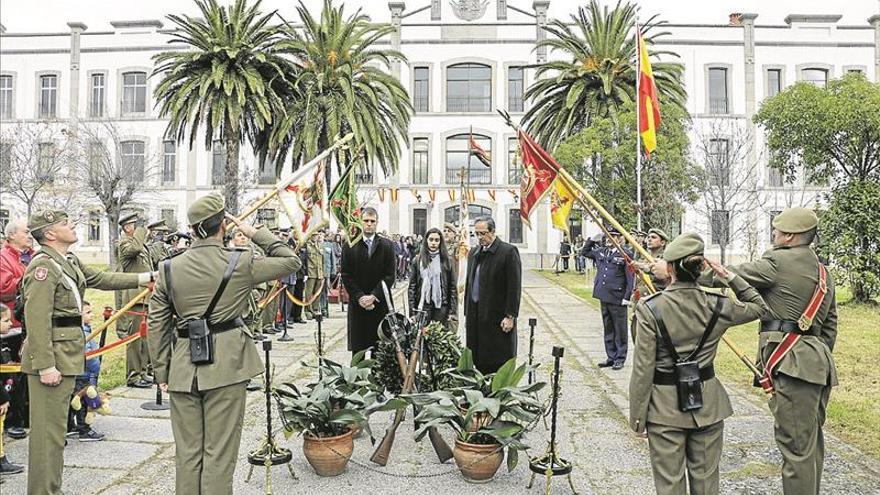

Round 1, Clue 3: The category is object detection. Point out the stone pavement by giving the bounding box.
[3,271,880,494]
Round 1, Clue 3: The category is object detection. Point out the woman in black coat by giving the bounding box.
[408,228,457,324]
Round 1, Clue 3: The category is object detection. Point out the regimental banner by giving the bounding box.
[329,162,364,247]
[279,160,329,244]
[550,177,577,235]
[517,128,560,227]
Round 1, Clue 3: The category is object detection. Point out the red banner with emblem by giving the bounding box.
[517,128,560,227]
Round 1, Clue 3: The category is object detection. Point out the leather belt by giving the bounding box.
[653,364,715,386]
[177,317,245,339]
[52,316,83,327]
[759,320,800,333]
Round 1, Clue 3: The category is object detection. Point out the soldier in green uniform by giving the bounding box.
[303,230,325,320]
[634,228,670,293]
[147,193,300,494]
[146,219,173,269]
[630,233,767,495]
[22,209,151,495]
[697,207,837,494]
[116,212,154,388]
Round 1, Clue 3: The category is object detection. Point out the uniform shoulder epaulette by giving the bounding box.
[641,291,663,302]
[698,286,728,297]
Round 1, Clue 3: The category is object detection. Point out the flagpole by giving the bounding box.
[635,20,643,231]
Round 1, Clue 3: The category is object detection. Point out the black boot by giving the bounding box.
[0,455,25,475]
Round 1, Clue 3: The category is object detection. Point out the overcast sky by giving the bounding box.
[1,0,878,32]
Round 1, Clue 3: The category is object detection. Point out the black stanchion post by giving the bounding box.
[315,314,323,379]
[141,382,170,411]
[528,318,537,385]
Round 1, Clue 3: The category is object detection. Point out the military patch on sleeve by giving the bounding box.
[34,266,49,281]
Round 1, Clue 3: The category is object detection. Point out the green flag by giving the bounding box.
[329,162,364,247]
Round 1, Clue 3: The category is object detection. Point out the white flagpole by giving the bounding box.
[635,21,643,231]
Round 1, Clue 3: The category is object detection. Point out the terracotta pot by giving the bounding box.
[459,406,493,433]
[302,429,354,477]
[453,438,503,483]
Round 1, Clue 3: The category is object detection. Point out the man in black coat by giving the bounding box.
[464,216,522,374]
[340,207,396,355]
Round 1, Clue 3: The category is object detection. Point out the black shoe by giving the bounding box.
[293,319,307,325]
[246,380,261,392]
[612,361,625,370]
[0,455,24,475]
[278,334,295,342]
[597,359,614,368]
[79,429,106,442]
[6,427,28,439]
[128,378,152,389]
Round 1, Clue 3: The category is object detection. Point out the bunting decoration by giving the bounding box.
[487,189,496,201]
[428,189,436,202]
[390,187,399,203]
[378,188,386,202]
[448,189,456,202]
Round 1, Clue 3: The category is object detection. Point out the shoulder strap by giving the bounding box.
[645,298,680,362]
[203,250,243,320]
[685,295,725,361]
[44,257,83,313]
[163,259,177,318]
[798,262,828,332]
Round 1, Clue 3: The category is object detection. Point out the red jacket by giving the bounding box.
[0,244,29,326]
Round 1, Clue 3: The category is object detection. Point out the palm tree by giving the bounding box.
[153,0,294,213]
[523,0,686,150]
[264,0,412,183]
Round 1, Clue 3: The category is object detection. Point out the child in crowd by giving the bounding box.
[67,301,106,442]
[0,303,25,475]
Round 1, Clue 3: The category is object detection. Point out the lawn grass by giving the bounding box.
[84,265,133,391]
[537,268,880,461]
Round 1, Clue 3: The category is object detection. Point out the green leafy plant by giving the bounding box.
[402,349,546,472]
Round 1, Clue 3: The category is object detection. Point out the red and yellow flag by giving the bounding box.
[517,128,560,227]
[638,31,661,156]
[550,177,576,234]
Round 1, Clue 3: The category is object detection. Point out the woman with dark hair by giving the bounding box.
[407,228,457,324]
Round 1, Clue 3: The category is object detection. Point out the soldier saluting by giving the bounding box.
[22,209,153,495]
[631,233,767,494]
[147,192,300,494]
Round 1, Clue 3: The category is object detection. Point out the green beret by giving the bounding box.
[648,228,669,242]
[772,207,818,234]
[118,212,139,226]
[28,209,68,234]
[664,232,704,262]
[147,219,171,232]
[187,192,225,225]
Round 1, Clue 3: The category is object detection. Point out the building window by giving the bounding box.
[39,74,58,118]
[707,138,730,187]
[413,66,429,112]
[711,210,729,245]
[708,68,728,114]
[122,71,147,114]
[412,208,427,237]
[120,140,146,182]
[446,63,491,112]
[769,210,782,240]
[412,138,429,185]
[160,209,176,231]
[768,166,784,187]
[90,73,105,117]
[444,204,492,232]
[212,140,226,185]
[257,208,277,229]
[162,140,176,183]
[847,68,864,75]
[0,141,11,174]
[445,133,492,184]
[87,211,102,242]
[508,208,523,244]
[38,142,55,184]
[802,68,828,88]
[0,75,13,118]
[507,137,521,185]
[258,158,276,185]
[508,66,524,112]
[354,163,373,184]
[767,69,782,98]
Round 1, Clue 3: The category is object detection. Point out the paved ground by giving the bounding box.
[3,270,880,494]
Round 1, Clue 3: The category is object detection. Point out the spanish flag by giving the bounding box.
[637,31,661,156]
[468,136,492,167]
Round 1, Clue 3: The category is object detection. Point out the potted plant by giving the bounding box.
[316,350,384,440]
[404,349,546,483]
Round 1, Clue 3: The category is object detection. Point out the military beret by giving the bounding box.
[147,219,171,232]
[772,207,818,234]
[187,192,225,225]
[630,229,646,237]
[664,232,704,262]
[648,228,670,242]
[28,209,68,234]
[605,225,621,236]
[118,212,139,226]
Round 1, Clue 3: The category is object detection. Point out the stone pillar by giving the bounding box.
[431,0,440,21]
[497,0,507,21]
[740,13,760,258]
[741,14,758,119]
[67,22,87,129]
[533,1,550,63]
[870,15,880,82]
[388,2,406,234]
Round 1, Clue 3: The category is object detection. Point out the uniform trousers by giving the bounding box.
[600,302,628,363]
[170,381,248,495]
[769,373,832,495]
[647,420,724,495]
[27,375,76,495]
[118,305,150,382]
[304,277,322,319]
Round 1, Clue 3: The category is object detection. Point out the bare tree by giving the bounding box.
[692,119,761,264]
[0,122,79,217]
[67,120,160,266]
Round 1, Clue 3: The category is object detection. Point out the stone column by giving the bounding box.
[533,1,550,63]
[741,13,759,259]
[67,22,87,129]
[431,0,440,21]
[497,0,507,21]
[388,2,406,234]
[870,15,880,82]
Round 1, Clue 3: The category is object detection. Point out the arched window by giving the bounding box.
[446,63,491,112]
[444,204,492,241]
[445,133,491,184]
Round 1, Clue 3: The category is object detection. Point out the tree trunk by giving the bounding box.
[224,125,241,214]
[106,206,120,268]
[719,244,727,265]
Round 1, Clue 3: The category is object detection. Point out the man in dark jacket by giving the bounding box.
[464,216,522,374]
[340,207,396,355]
[582,228,635,370]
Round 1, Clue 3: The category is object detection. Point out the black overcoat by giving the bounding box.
[341,236,396,353]
[464,237,522,373]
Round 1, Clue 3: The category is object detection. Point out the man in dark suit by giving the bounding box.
[340,207,396,355]
[581,228,635,370]
[464,216,522,374]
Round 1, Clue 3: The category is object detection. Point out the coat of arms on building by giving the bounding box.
[450,0,489,22]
